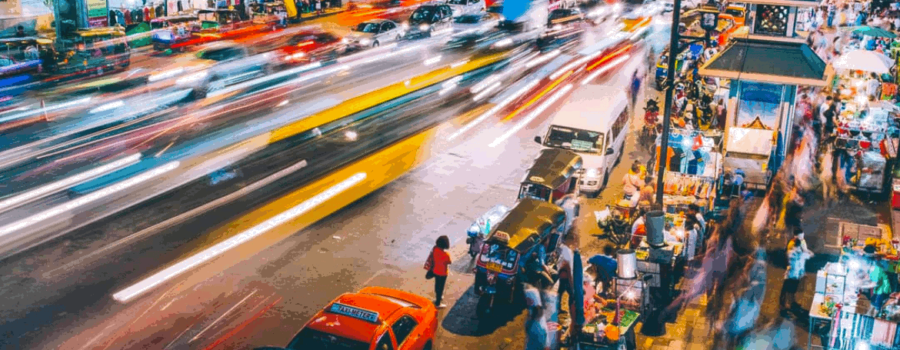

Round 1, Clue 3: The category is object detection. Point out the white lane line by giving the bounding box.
[111,172,368,303]
[42,159,309,279]
[0,153,140,214]
[189,289,258,343]
[489,84,573,148]
[0,161,180,238]
[447,79,541,141]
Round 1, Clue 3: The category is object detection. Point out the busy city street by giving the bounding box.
[3,0,900,349]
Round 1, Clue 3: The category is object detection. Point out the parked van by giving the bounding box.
[534,86,630,196]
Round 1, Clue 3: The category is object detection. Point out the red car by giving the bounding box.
[284,287,438,350]
[277,30,347,65]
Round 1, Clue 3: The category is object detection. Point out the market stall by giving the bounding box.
[808,236,900,349]
[831,100,900,195]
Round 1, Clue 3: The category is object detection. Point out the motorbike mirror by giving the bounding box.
[606,148,615,155]
[534,136,542,144]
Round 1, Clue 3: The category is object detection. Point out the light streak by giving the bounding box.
[472,81,502,102]
[448,79,541,141]
[502,70,572,121]
[490,84,573,148]
[89,100,125,114]
[424,56,443,66]
[0,153,141,213]
[581,54,631,85]
[0,161,180,238]
[111,172,368,303]
[525,49,561,69]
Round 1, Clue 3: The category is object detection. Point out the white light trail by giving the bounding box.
[89,100,125,114]
[580,54,631,86]
[489,84,573,148]
[450,59,469,68]
[448,79,541,141]
[470,73,500,94]
[0,97,92,124]
[0,161,180,238]
[424,56,442,66]
[111,172,368,303]
[472,81,502,102]
[525,50,561,69]
[0,154,141,214]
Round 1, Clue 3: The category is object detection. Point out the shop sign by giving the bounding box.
[87,0,109,27]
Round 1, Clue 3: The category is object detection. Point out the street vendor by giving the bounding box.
[588,247,618,295]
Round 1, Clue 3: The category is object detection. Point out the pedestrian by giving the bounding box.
[524,282,551,350]
[554,193,580,236]
[588,246,617,295]
[870,255,893,314]
[866,73,881,99]
[631,70,641,107]
[780,229,813,315]
[622,163,645,200]
[685,203,707,238]
[425,235,452,308]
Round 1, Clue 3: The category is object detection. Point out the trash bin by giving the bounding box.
[645,210,666,247]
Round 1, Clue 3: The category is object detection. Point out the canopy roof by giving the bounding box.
[487,198,565,253]
[699,38,832,87]
[521,148,582,189]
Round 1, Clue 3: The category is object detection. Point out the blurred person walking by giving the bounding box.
[780,229,813,316]
[424,235,452,308]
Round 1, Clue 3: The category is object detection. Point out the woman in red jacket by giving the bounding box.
[431,235,452,309]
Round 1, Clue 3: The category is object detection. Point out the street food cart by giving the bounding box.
[518,148,583,203]
[473,198,567,318]
[832,102,900,196]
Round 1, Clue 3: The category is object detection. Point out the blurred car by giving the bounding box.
[165,41,273,99]
[547,8,588,30]
[277,30,346,64]
[723,5,747,26]
[537,25,583,53]
[403,4,454,38]
[452,13,498,34]
[445,28,508,50]
[284,287,438,350]
[445,0,486,17]
[345,19,404,49]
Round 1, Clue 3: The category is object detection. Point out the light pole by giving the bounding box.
[654,0,720,206]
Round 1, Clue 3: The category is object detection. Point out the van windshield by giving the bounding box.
[543,125,603,153]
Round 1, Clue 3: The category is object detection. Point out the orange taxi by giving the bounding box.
[285,287,438,350]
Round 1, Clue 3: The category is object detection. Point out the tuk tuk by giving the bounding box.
[56,27,131,76]
[654,46,699,90]
[151,14,201,52]
[473,198,567,317]
[518,148,583,203]
[0,37,55,93]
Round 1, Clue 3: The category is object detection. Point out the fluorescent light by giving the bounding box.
[0,154,141,214]
[0,161,180,238]
[448,79,540,141]
[490,84,573,148]
[111,172,368,303]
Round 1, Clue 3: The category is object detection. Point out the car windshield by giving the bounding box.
[725,8,743,17]
[455,14,482,23]
[448,0,466,4]
[549,9,569,20]
[411,7,435,21]
[287,328,369,350]
[543,125,603,153]
[355,23,379,33]
[197,47,242,61]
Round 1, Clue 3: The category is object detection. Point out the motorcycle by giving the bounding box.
[466,204,510,258]
[643,98,660,125]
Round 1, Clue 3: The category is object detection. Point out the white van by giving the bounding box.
[534,86,630,196]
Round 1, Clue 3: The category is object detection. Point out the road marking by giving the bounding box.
[42,159,308,279]
[201,296,282,350]
[189,289,258,344]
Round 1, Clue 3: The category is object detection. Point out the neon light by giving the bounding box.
[0,161,180,238]
[490,84,573,148]
[111,172,368,303]
[0,154,141,214]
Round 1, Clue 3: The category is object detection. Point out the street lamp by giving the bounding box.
[653,0,720,206]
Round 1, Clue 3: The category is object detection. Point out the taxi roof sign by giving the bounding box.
[329,303,380,324]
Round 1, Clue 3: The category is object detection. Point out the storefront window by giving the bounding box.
[754,5,790,37]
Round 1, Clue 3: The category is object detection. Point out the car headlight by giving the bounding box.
[359,38,372,46]
[175,71,207,85]
[402,22,409,30]
[419,24,430,32]
[585,168,601,178]
[341,37,349,44]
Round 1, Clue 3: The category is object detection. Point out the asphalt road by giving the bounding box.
[0,13,669,350]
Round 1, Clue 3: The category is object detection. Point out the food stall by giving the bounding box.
[832,101,900,195]
[571,251,646,350]
[807,230,900,349]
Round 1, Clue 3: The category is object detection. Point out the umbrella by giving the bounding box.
[573,249,585,327]
[852,26,897,39]
[832,49,894,74]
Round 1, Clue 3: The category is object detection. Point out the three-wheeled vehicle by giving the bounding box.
[56,27,131,76]
[151,14,201,52]
[518,148,583,202]
[0,37,55,96]
[473,198,568,317]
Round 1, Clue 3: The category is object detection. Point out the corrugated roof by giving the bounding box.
[700,38,830,86]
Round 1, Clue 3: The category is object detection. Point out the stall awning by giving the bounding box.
[699,38,833,87]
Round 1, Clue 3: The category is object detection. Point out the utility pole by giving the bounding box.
[654,0,682,206]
